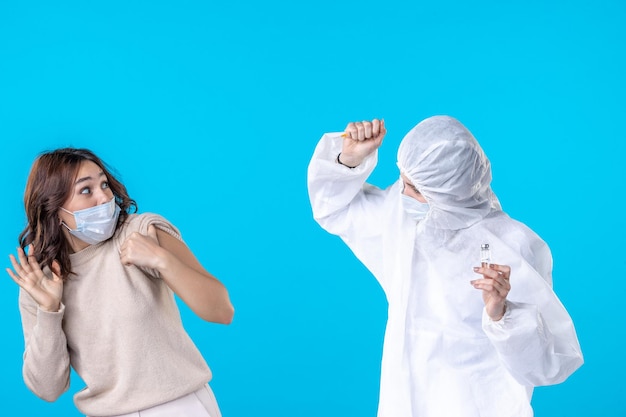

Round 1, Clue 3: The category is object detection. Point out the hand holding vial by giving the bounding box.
[471,243,511,321]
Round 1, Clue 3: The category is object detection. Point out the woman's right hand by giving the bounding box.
[339,119,386,167]
[6,245,63,312]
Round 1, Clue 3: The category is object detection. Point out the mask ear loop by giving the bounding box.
[59,207,75,231]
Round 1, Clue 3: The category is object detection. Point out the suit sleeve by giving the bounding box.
[307,133,390,282]
[482,236,584,386]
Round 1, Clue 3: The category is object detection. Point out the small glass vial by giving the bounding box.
[480,244,491,268]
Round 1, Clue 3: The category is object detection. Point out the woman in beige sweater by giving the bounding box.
[6,148,234,417]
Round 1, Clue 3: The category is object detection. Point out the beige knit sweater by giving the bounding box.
[18,213,213,416]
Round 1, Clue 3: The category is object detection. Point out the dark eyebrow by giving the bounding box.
[75,171,105,186]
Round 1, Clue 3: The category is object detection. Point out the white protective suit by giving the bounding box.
[307,116,583,417]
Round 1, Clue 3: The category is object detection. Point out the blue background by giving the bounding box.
[1,1,624,416]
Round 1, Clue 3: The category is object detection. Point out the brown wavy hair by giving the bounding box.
[18,148,137,280]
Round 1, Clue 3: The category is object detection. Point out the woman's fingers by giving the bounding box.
[9,253,27,278]
[6,247,63,312]
[16,247,32,273]
[6,266,23,285]
[28,253,44,276]
[50,260,62,280]
[7,255,36,290]
[8,246,48,285]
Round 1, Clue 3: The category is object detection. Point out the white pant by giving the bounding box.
[94,384,222,417]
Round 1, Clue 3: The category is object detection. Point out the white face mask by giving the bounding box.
[401,194,430,222]
[61,198,121,245]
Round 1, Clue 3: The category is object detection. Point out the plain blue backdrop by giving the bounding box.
[1,1,624,416]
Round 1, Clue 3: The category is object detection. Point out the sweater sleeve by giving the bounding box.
[19,289,71,401]
[117,213,184,279]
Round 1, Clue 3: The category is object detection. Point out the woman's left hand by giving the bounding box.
[471,263,511,321]
[119,225,163,270]
[120,224,234,324]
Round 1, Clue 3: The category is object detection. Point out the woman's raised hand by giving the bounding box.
[7,245,63,312]
[119,225,163,270]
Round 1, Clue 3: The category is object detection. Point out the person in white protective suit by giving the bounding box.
[307,115,583,417]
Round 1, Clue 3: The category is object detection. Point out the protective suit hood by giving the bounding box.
[397,115,501,230]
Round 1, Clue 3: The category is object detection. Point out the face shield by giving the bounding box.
[396,116,500,230]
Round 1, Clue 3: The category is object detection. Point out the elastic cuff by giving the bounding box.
[482,301,510,327]
[336,153,357,169]
[36,303,65,325]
